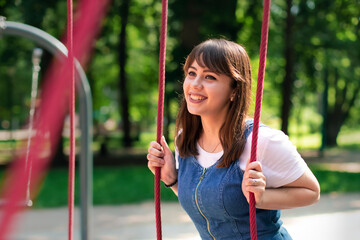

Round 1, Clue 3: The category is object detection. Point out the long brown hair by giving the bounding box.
[175,39,252,168]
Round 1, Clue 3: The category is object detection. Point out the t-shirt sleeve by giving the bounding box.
[247,127,308,188]
[239,127,308,188]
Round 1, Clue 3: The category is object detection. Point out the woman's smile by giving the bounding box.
[189,93,207,103]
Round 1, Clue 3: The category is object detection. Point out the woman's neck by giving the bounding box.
[199,116,224,153]
[202,121,219,138]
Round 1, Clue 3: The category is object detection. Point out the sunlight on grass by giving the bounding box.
[338,129,360,149]
[290,133,321,150]
[310,165,360,193]
[32,166,178,208]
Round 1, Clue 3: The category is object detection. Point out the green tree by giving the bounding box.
[295,0,360,146]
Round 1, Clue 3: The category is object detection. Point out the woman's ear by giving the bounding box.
[230,92,236,101]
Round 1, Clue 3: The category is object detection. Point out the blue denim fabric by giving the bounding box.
[177,122,292,240]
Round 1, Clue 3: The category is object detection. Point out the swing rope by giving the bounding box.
[249,0,271,240]
[24,48,43,207]
[155,0,168,239]
[66,0,76,239]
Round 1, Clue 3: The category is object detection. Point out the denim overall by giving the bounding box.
[178,122,292,240]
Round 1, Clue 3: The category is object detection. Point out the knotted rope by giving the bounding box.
[66,0,76,239]
[155,0,168,239]
[249,0,271,239]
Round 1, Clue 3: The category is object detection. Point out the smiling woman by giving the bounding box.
[147,39,320,240]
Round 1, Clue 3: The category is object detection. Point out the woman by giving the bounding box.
[147,39,320,240]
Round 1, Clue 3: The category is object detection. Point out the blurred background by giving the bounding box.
[0,0,359,208]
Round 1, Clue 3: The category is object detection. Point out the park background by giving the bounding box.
[0,0,359,209]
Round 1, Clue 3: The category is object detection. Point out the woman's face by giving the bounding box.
[183,60,233,119]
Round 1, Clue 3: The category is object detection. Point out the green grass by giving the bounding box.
[0,165,358,208]
[32,166,178,208]
[289,129,360,150]
[310,164,360,193]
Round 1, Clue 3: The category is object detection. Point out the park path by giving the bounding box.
[11,193,360,240]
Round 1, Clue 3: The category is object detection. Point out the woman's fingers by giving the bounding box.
[244,160,265,184]
[246,160,263,172]
[147,141,166,164]
[147,152,165,164]
[161,136,172,155]
[246,177,266,187]
[242,159,266,204]
[246,185,266,196]
[149,140,163,151]
[148,146,164,158]
[246,170,266,181]
[147,138,171,168]
[147,158,164,168]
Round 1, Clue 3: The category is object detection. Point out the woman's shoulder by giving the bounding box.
[245,119,285,136]
[258,125,289,142]
[245,121,289,144]
[255,125,299,158]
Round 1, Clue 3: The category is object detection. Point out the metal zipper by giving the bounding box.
[195,168,216,240]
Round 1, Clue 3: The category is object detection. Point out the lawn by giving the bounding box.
[30,166,178,208]
[1,164,357,208]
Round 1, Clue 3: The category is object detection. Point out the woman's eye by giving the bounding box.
[205,75,217,80]
[188,71,196,77]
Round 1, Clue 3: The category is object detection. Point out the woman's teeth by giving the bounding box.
[190,95,205,100]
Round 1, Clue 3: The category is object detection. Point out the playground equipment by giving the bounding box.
[0,17,93,240]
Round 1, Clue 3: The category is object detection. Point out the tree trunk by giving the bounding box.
[180,1,202,49]
[118,0,132,147]
[325,84,360,147]
[320,62,329,151]
[325,110,344,146]
[280,0,295,135]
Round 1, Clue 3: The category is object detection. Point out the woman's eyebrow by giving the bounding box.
[203,69,219,76]
[189,66,197,70]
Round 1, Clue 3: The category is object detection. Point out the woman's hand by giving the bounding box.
[242,159,266,207]
[147,136,177,187]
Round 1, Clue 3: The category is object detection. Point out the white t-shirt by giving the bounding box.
[175,127,307,188]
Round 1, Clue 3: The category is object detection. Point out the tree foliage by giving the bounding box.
[0,0,359,151]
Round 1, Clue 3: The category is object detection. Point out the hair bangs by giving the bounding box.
[185,42,232,77]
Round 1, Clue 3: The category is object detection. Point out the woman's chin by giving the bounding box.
[187,107,202,116]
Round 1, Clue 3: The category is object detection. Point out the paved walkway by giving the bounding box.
[11,193,360,240]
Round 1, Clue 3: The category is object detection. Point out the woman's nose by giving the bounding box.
[191,76,202,88]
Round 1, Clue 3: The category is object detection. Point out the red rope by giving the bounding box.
[67,0,75,240]
[155,0,168,239]
[249,0,271,240]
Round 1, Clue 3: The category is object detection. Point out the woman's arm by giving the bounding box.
[243,161,320,210]
[257,167,320,210]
